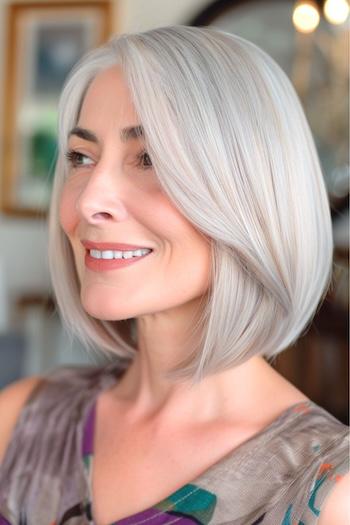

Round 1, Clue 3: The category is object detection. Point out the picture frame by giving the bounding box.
[1,1,112,218]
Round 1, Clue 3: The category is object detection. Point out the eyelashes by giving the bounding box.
[65,150,90,168]
[64,149,153,170]
[137,150,153,169]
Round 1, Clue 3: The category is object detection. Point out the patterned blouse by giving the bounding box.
[0,361,348,525]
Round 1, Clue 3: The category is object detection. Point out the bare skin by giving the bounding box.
[91,358,308,524]
[59,65,309,525]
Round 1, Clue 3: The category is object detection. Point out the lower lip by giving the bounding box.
[85,250,153,272]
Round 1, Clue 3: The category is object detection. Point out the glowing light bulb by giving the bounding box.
[293,1,320,33]
[324,0,349,24]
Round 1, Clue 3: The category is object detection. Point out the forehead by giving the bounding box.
[78,65,139,125]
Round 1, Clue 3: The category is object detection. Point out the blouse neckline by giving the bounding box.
[80,364,315,524]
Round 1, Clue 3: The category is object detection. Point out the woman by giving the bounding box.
[0,25,348,525]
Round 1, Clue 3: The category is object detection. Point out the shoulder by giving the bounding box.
[0,361,123,466]
[217,400,349,523]
[0,375,46,465]
[318,470,350,525]
[285,404,349,524]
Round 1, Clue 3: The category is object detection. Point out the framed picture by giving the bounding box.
[1,1,112,218]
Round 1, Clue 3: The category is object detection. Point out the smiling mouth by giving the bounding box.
[84,247,153,272]
[86,247,153,260]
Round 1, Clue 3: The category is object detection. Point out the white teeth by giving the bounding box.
[89,248,151,260]
[101,250,114,259]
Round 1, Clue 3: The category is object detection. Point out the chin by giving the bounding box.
[80,295,133,322]
[85,309,131,322]
[83,303,128,321]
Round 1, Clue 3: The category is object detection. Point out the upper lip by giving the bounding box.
[81,240,153,251]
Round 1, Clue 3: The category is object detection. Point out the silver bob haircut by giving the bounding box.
[48,25,334,384]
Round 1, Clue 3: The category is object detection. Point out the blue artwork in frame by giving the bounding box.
[2,1,112,218]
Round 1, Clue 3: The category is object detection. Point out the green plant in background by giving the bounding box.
[30,129,57,183]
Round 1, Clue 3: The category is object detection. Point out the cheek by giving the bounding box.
[145,191,185,233]
[59,183,78,235]
[150,194,197,248]
[149,194,211,278]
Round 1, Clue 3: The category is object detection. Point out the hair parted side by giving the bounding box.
[48,25,334,385]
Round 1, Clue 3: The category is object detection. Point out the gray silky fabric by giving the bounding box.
[0,362,124,525]
[0,362,348,525]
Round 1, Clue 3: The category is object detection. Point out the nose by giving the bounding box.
[75,163,128,224]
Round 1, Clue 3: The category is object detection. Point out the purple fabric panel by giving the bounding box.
[116,508,198,524]
[82,401,96,456]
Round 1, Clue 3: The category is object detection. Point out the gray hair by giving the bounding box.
[48,25,334,384]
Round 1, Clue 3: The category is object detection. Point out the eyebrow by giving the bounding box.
[68,125,144,143]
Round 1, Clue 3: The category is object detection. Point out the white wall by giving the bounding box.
[114,0,210,33]
[0,216,50,324]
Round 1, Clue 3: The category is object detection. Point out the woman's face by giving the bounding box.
[59,65,211,321]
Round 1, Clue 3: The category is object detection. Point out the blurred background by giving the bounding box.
[0,0,348,423]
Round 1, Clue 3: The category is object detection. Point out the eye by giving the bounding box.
[136,149,153,170]
[65,149,94,168]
